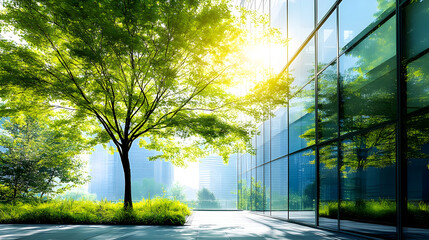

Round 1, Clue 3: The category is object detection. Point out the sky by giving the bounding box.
[173,162,199,189]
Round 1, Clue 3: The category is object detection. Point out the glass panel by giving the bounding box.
[257,125,264,166]
[339,17,396,135]
[289,38,315,91]
[251,167,257,211]
[407,53,429,114]
[318,62,338,142]
[271,156,288,219]
[252,136,257,169]
[271,0,287,73]
[289,149,316,224]
[256,166,264,211]
[318,0,337,22]
[264,119,270,163]
[264,163,271,213]
[319,144,338,229]
[288,0,315,57]
[405,113,429,239]
[405,0,429,59]
[340,126,396,238]
[289,81,316,153]
[247,171,251,210]
[271,107,288,159]
[339,0,395,51]
[318,9,337,71]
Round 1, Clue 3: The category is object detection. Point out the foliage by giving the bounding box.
[237,178,264,211]
[56,189,97,201]
[320,199,396,225]
[0,0,289,209]
[0,113,91,201]
[132,178,166,201]
[168,182,186,202]
[0,198,191,225]
[197,187,219,209]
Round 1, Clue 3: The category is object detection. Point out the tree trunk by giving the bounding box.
[120,148,133,209]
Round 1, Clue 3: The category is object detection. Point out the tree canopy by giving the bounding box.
[0,0,287,208]
[0,110,91,200]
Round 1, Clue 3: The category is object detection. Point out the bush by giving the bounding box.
[0,198,191,225]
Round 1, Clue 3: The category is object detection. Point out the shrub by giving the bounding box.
[0,198,191,225]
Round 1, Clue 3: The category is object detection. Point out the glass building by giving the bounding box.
[199,155,238,209]
[89,142,174,201]
[236,0,429,239]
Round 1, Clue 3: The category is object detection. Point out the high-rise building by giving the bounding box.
[236,0,429,239]
[199,154,237,209]
[88,141,173,201]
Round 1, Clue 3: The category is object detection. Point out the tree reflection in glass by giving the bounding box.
[340,125,396,226]
[340,16,396,135]
[318,63,338,142]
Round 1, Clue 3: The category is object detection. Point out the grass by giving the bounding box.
[0,198,191,225]
[320,199,429,228]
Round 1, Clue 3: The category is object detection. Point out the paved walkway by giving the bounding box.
[0,211,368,239]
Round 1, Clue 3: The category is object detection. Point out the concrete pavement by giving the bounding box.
[0,211,368,239]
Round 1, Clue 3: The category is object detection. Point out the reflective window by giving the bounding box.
[318,0,337,22]
[271,107,288,160]
[406,113,429,239]
[318,62,338,142]
[340,17,396,135]
[264,164,271,213]
[289,149,316,224]
[405,0,429,59]
[288,0,314,57]
[256,166,264,211]
[318,10,337,71]
[257,126,263,166]
[246,171,252,210]
[251,136,256,171]
[339,0,395,51]
[319,144,338,229]
[289,38,315,91]
[289,81,315,153]
[407,53,429,114]
[340,126,396,237]
[264,119,271,163]
[271,0,288,72]
[251,167,257,211]
[271,156,288,219]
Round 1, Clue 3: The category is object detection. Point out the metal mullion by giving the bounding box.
[286,0,290,221]
[314,0,320,227]
[336,5,341,232]
[269,0,272,217]
[287,103,290,220]
[404,47,429,65]
[281,0,342,77]
[396,0,407,239]
[340,9,396,56]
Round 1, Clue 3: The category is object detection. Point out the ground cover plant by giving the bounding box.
[0,198,191,225]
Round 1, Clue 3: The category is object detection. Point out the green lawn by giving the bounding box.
[0,198,191,225]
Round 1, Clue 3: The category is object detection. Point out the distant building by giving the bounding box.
[199,154,237,208]
[88,141,174,201]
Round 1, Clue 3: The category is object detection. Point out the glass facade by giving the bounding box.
[236,0,429,239]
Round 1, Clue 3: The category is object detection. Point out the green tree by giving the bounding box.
[0,113,90,201]
[197,187,219,209]
[168,182,186,202]
[0,0,268,209]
